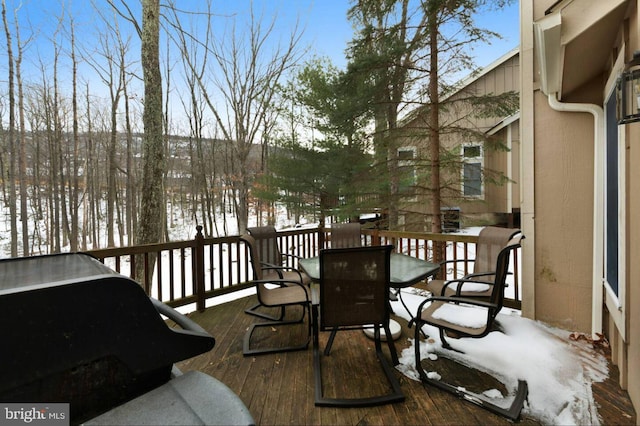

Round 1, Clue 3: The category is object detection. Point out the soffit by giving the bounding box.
[560,0,628,96]
[535,0,629,98]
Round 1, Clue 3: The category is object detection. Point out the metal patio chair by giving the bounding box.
[330,222,362,248]
[313,245,404,407]
[241,234,312,356]
[243,226,310,321]
[427,226,521,298]
[411,233,528,420]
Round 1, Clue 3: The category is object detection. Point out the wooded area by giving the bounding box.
[0,0,518,258]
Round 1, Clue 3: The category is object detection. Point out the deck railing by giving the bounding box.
[88,226,521,312]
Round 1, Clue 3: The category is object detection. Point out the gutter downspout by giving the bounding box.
[547,93,604,339]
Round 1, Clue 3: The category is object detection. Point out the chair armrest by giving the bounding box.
[464,271,494,278]
[416,294,499,315]
[439,258,476,266]
[465,271,512,278]
[261,265,305,281]
[441,278,495,296]
[251,279,311,301]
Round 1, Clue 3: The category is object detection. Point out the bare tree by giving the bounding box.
[136,0,165,248]
[2,0,18,256]
[170,1,305,232]
[68,15,81,251]
[84,23,127,247]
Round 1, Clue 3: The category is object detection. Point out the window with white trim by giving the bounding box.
[602,48,626,341]
[462,144,483,197]
[398,147,417,196]
[604,81,626,340]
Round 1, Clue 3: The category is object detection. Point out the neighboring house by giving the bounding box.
[396,49,520,231]
[522,0,639,416]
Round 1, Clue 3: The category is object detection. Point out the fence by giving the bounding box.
[88,226,521,312]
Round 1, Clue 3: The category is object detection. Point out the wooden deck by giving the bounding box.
[176,295,636,425]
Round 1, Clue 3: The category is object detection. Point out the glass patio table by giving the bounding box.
[298,252,439,340]
[298,252,439,288]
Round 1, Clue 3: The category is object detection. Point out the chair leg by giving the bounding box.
[414,321,430,382]
[439,328,452,350]
[383,323,399,365]
[314,324,404,407]
[438,328,467,353]
[243,304,310,356]
[324,328,338,356]
[244,302,285,321]
[413,321,527,421]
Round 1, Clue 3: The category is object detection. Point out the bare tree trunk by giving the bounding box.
[107,96,118,247]
[137,0,164,248]
[81,87,90,251]
[163,36,171,242]
[428,9,443,263]
[84,84,97,249]
[69,18,80,252]
[53,42,70,252]
[122,63,136,244]
[14,6,29,256]
[2,0,18,257]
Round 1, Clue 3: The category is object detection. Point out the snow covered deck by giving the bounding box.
[176,292,636,425]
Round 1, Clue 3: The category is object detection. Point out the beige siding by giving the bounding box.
[398,52,521,228]
[532,92,594,331]
[523,0,640,418]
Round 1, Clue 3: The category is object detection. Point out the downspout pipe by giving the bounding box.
[547,92,604,339]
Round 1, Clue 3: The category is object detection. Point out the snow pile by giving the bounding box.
[393,291,608,425]
[430,302,490,329]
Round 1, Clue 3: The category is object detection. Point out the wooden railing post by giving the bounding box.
[318,226,325,250]
[371,229,381,246]
[194,225,206,312]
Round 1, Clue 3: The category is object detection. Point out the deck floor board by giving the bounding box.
[176,295,636,425]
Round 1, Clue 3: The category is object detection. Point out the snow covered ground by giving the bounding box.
[391,290,608,425]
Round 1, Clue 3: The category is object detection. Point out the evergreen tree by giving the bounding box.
[345,0,517,235]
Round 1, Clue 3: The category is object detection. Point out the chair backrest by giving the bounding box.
[331,222,362,248]
[247,226,282,267]
[487,233,524,314]
[240,233,265,281]
[319,245,393,329]
[473,226,520,274]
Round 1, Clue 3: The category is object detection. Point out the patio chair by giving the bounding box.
[313,245,405,407]
[330,222,362,248]
[411,233,528,420]
[241,234,312,356]
[427,226,521,298]
[243,226,310,321]
[0,253,254,425]
[247,225,303,270]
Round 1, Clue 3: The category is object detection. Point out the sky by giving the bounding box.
[0,0,521,135]
[211,0,520,70]
[10,0,520,82]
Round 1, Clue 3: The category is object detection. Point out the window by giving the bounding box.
[462,144,483,197]
[397,147,417,197]
[603,64,626,341]
[605,92,619,298]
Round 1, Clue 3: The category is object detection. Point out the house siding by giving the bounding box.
[397,52,521,230]
[523,0,639,419]
[532,92,594,331]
